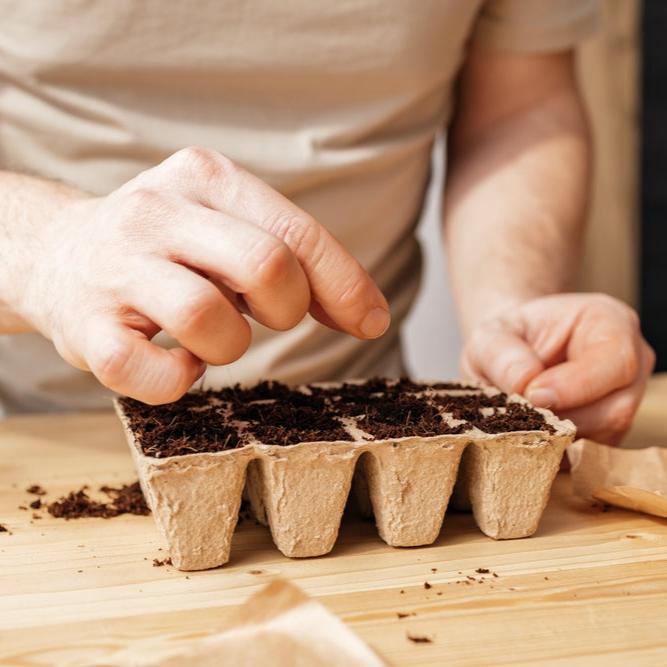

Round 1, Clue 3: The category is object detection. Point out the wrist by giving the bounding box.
[0,173,89,332]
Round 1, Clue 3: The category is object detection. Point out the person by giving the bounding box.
[0,1,653,444]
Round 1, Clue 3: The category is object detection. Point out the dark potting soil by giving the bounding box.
[47,482,149,519]
[343,394,469,439]
[152,557,172,567]
[431,394,555,434]
[119,396,243,457]
[474,402,556,434]
[119,377,555,457]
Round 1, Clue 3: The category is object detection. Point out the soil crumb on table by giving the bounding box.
[47,482,149,519]
[152,557,172,567]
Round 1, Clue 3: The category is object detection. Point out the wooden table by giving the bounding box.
[2,380,667,667]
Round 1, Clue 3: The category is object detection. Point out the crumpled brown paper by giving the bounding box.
[568,438,667,518]
[94,579,388,667]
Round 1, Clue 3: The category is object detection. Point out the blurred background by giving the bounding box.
[404,0,656,377]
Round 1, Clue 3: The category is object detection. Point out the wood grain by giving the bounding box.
[1,378,667,667]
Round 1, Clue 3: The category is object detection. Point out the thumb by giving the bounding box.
[462,324,544,394]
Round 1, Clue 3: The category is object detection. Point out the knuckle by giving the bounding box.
[624,306,641,329]
[265,209,321,256]
[618,342,640,385]
[589,292,619,310]
[122,187,162,218]
[329,271,369,311]
[89,338,134,388]
[245,238,294,289]
[172,146,233,182]
[575,374,598,406]
[590,292,613,304]
[590,293,639,328]
[175,287,222,333]
[609,396,637,433]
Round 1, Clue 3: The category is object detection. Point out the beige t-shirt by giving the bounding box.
[0,0,597,413]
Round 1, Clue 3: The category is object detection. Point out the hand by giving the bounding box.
[461,294,655,445]
[15,147,390,404]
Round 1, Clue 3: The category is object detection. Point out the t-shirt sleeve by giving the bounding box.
[471,0,600,53]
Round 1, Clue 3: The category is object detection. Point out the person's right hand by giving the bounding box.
[18,147,390,404]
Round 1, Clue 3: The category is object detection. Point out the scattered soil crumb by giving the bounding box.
[397,612,416,619]
[29,499,42,510]
[423,581,432,590]
[492,572,499,578]
[248,569,264,575]
[400,589,405,594]
[0,524,10,534]
[47,482,149,519]
[18,505,27,511]
[32,513,41,520]
[407,633,433,644]
[27,485,47,496]
[152,557,172,567]
[430,568,437,573]
[475,568,490,574]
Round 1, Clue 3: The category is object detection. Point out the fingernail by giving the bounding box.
[360,307,391,339]
[526,387,558,408]
[196,361,208,380]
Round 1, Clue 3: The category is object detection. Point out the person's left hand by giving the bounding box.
[460,293,655,445]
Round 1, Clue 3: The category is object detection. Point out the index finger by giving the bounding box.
[158,147,391,339]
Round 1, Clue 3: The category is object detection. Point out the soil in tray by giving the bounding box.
[119,377,554,458]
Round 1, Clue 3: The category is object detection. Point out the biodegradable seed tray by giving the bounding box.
[114,378,575,571]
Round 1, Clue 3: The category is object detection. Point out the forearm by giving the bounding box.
[443,59,591,336]
[0,171,85,333]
